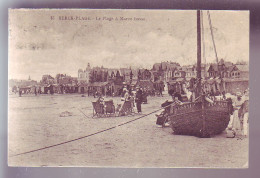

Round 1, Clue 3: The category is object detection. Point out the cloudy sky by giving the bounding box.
[9,9,249,81]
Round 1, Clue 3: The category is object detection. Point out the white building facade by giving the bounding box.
[78,63,91,84]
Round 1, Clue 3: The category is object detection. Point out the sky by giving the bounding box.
[9,9,249,81]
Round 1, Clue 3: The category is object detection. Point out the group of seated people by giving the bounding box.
[156,92,183,127]
[119,88,136,116]
[94,86,142,116]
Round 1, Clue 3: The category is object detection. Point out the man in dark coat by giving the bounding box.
[19,88,22,97]
[173,92,183,102]
[135,87,143,113]
[49,85,54,95]
[34,86,37,96]
[168,88,174,96]
[159,85,163,96]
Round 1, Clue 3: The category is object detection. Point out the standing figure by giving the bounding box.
[221,90,226,100]
[121,88,127,101]
[135,86,143,114]
[118,89,131,116]
[34,86,37,96]
[38,87,41,94]
[87,88,90,96]
[129,91,135,113]
[49,84,54,95]
[124,89,131,115]
[159,85,163,96]
[94,90,98,98]
[19,87,22,97]
[124,89,130,101]
[230,92,244,135]
[240,89,249,136]
[142,89,148,104]
[96,96,105,114]
[186,88,192,101]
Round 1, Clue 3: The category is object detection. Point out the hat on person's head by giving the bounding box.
[123,88,127,91]
[136,86,140,89]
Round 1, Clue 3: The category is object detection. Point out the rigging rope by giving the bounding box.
[207,10,219,64]
[10,105,169,158]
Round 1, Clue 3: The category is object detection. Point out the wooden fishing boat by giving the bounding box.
[169,10,233,137]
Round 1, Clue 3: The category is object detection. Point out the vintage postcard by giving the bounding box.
[8,9,249,167]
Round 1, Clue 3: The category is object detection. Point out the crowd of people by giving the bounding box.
[94,81,250,137]
[95,86,147,117]
[156,85,249,138]
[202,87,249,137]
[227,89,249,137]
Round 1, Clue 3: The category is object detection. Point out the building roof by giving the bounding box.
[235,64,249,72]
[107,69,117,76]
[224,61,234,67]
[152,62,180,71]
[208,64,219,72]
[182,66,195,72]
[42,75,54,79]
[119,68,131,75]
[226,65,236,72]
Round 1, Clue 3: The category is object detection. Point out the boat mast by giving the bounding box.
[196,10,202,96]
[198,10,207,137]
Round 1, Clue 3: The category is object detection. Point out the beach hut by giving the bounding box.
[18,86,31,94]
[88,82,111,96]
[78,83,88,94]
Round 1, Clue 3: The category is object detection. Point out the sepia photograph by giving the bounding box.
[8,9,249,168]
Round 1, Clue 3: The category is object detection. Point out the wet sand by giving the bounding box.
[8,94,248,168]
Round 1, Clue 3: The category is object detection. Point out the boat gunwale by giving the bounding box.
[168,108,230,118]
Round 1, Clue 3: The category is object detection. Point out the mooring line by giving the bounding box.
[77,108,91,118]
[10,106,165,158]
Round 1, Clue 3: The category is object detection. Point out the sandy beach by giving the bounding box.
[8,94,248,168]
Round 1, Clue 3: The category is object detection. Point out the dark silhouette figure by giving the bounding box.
[135,88,143,113]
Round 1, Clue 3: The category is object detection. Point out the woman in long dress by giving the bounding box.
[240,89,249,136]
[241,100,249,136]
[119,89,131,116]
[231,92,244,134]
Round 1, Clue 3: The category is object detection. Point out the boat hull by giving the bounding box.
[169,100,232,137]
